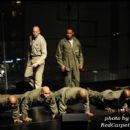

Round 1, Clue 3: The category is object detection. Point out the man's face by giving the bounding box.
[43,91,51,98]
[8,100,17,108]
[66,29,74,40]
[41,90,51,103]
[41,87,51,99]
[33,26,40,38]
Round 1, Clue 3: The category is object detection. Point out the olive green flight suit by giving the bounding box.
[21,88,58,118]
[54,87,90,114]
[100,89,128,109]
[87,88,129,110]
[87,88,104,104]
[56,37,84,87]
[24,34,47,89]
[0,94,23,121]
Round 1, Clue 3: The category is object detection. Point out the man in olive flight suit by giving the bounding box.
[0,94,23,123]
[24,26,47,89]
[87,87,130,113]
[21,86,58,122]
[87,88,103,105]
[54,87,93,117]
[100,88,130,113]
[56,28,84,87]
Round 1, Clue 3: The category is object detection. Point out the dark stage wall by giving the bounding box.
[0,1,130,86]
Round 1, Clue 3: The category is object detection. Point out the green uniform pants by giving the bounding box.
[64,68,80,87]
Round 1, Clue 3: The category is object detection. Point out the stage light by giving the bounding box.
[1,70,5,75]
[16,0,21,5]
[0,69,5,78]
[92,70,98,74]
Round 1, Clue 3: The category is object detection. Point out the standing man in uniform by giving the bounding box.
[56,28,84,87]
[24,26,47,89]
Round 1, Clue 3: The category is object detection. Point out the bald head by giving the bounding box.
[8,95,17,108]
[41,86,51,98]
[33,26,40,38]
[79,88,88,98]
[124,88,130,99]
[76,88,88,102]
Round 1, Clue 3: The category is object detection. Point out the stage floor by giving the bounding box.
[0,105,130,130]
[0,82,130,130]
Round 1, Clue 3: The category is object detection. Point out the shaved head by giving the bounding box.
[41,86,51,98]
[8,95,17,108]
[79,88,88,98]
[76,88,88,102]
[8,95,17,103]
[42,86,50,93]
[124,88,130,98]
[33,26,41,38]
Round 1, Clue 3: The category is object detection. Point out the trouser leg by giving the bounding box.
[24,62,34,88]
[35,64,44,89]
[72,68,80,87]
[64,71,72,87]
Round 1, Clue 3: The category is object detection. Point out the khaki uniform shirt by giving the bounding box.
[28,34,47,65]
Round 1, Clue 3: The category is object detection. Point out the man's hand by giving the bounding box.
[61,65,66,72]
[79,64,83,70]
[22,117,32,122]
[120,108,128,113]
[32,63,39,68]
[54,113,62,119]
[105,107,115,113]
[14,119,23,123]
[85,112,94,117]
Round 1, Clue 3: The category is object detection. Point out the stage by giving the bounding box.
[0,81,130,130]
[0,104,130,130]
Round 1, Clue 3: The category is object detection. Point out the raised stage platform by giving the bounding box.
[0,80,130,130]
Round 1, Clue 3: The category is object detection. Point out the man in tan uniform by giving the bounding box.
[21,86,58,122]
[24,26,47,89]
[54,87,93,117]
[56,28,84,87]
